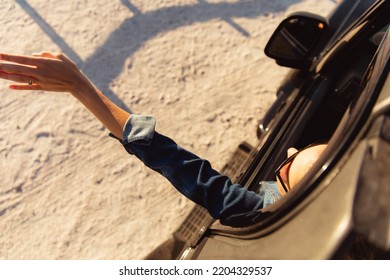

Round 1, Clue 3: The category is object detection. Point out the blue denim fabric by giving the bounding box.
[119,115,281,224]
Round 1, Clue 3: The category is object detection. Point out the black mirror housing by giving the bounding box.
[265,12,328,69]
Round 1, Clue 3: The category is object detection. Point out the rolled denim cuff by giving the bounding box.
[122,114,156,145]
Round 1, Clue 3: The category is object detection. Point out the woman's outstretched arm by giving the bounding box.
[0,51,130,139]
[0,51,272,224]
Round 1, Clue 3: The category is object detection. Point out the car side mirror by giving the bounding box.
[265,12,328,69]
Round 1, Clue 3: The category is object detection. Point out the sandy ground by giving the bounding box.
[0,0,336,259]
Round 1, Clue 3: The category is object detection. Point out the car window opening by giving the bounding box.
[233,20,390,230]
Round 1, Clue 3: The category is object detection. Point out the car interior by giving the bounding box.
[209,15,389,230]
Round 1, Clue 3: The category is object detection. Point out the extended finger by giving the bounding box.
[0,71,34,84]
[0,53,42,66]
[0,62,37,76]
[9,84,42,91]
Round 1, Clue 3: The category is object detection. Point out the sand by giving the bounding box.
[0,0,336,259]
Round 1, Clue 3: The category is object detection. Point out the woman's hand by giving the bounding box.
[0,51,91,95]
[0,51,130,139]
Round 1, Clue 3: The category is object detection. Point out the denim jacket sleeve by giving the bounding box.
[118,114,269,222]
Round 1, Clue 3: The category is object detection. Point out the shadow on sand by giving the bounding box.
[16,0,300,112]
